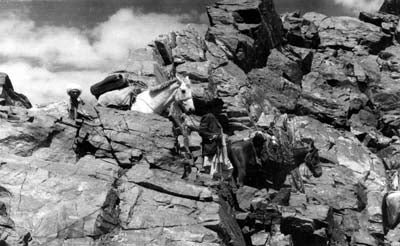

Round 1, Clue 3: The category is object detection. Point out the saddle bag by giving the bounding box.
[90,74,129,99]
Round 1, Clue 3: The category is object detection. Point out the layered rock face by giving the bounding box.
[240,3,400,244]
[0,105,232,246]
[206,0,283,72]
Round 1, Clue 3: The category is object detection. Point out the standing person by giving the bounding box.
[66,83,85,121]
[199,112,233,180]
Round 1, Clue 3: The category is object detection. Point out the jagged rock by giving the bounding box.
[206,0,283,72]
[359,11,400,28]
[367,46,400,137]
[173,28,206,62]
[0,154,117,245]
[269,232,293,246]
[0,105,33,122]
[205,40,229,67]
[349,109,392,149]
[281,205,332,232]
[380,0,400,16]
[176,61,211,82]
[123,164,213,201]
[208,61,249,131]
[292,116,386,179]
[218,183,248,246]
[318,16,392,54]
[352,230,379,246]
[249,202,281,228]
[0,73,31,109]
[386,224,400,244]
[76,107,175,166]
[110,225,221,246]
[209,61,247,99]
[298,51,369,126]
[302,12,328,27]
[378,143,400,169]
[247,67,301,113]
[266,48,304,84]
[0,109,75,159]
[289,45,314,74]
[281,12,320,48]
[124,47,163,76]
[251,230,269,246]
[117,177,218,229]
[236,186,261,211]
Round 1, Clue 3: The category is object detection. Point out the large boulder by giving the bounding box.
[247,67,301,114]
[124,47,164,77]
[0,73,32,109]
[266,48,304,85]
[281,12,320,49]
[206,0,283,72]
[298,50,369,127]
[317,16,392,54]
[76,107,175,166]
[0,154,119,245]
[154,28,206,65]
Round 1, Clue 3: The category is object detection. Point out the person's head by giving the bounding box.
[66,83,82,99]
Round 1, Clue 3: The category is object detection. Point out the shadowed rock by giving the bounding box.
[0,73,31,109]
[206,0,283,72]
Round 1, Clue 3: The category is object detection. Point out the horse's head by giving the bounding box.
[303,138,322,178]
[175,75,195,113]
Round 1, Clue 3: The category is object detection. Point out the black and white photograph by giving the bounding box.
[0,0,399,245]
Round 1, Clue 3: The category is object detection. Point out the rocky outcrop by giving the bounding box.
[298,50,370,127]
[208,61,249,131]
[317,16,392,54]
[0,105,243,246]
[281,11,320,49]
[380,0,400,16]
[5,0,400,245]
[206,0,283,72]
[0,73,32,109]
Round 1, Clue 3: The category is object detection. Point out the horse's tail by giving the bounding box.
[382,192,390,234]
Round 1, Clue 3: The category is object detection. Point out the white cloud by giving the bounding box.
[334,0,384,13]
[0,61,103,105]
[0,8,205,105]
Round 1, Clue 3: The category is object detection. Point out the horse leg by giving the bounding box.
[237,170,245,187]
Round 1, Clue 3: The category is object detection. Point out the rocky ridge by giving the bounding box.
[1,0,400,245]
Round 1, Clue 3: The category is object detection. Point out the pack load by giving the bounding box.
[264,115,296,168]
[90,73,129,99]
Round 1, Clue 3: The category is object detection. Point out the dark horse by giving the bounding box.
[228,132,322,189]
[227,133,265,187]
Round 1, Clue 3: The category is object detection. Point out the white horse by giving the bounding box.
[97,86,140,109]
[131,75,195,114]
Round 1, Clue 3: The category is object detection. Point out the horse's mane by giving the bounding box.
[149,78,178,94]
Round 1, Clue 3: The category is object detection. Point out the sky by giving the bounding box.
[0,0,385,106]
